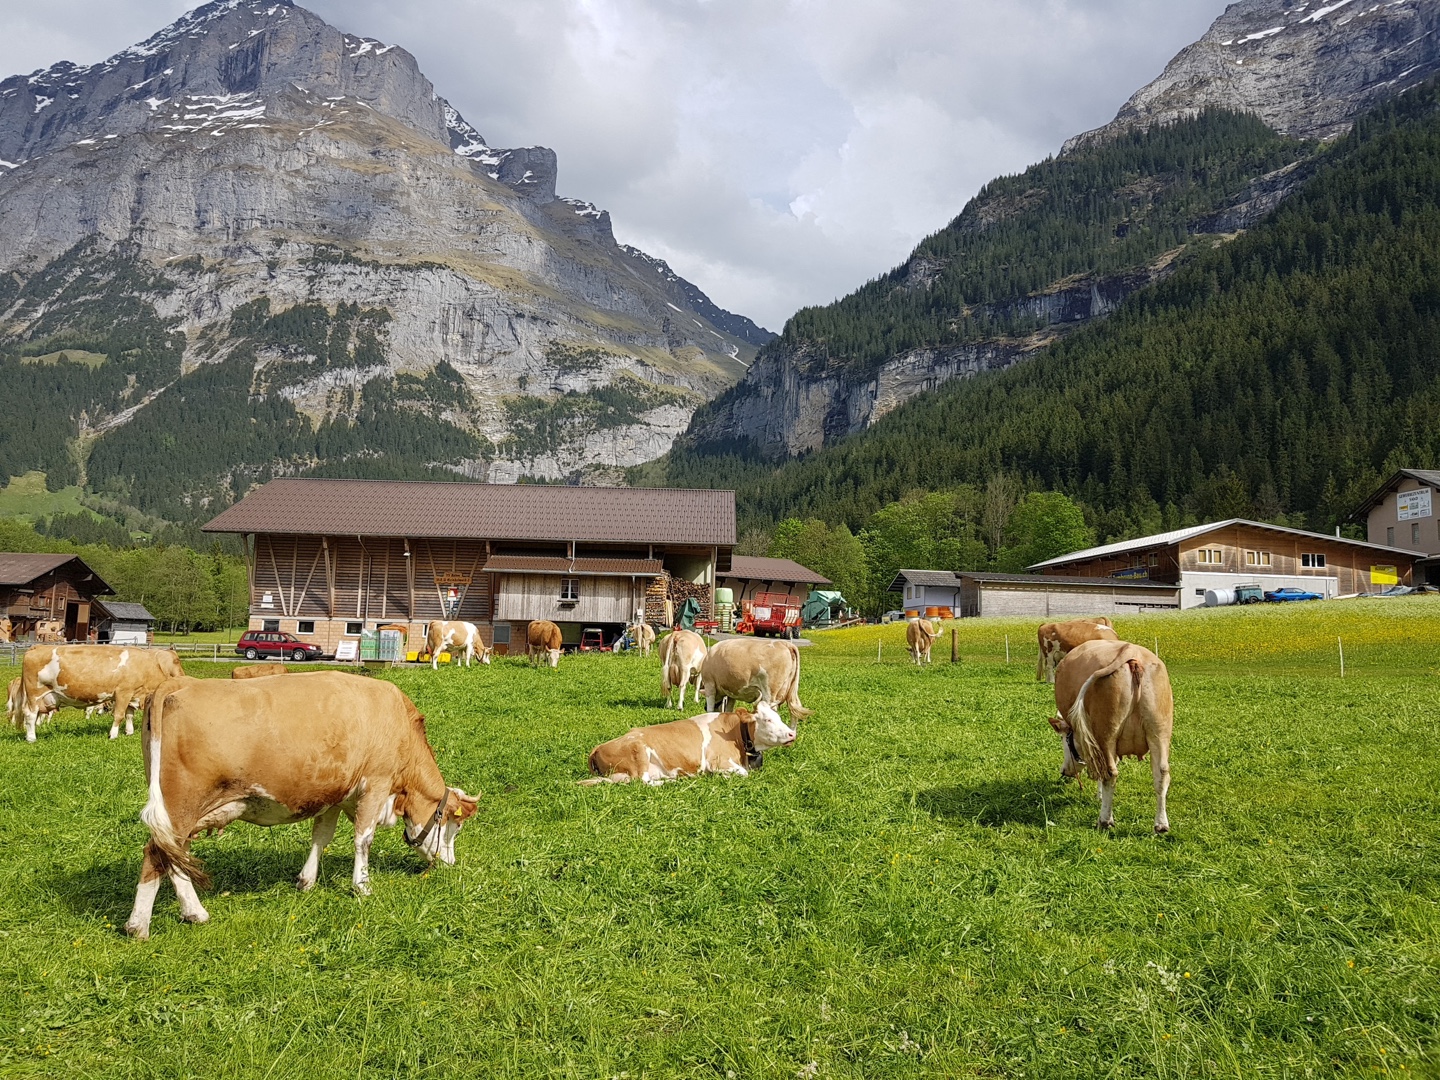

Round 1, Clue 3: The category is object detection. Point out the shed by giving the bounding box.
[0,553,112,641]
[889,569,1180,618]
[92,600,156,645]
[718,556,830,604]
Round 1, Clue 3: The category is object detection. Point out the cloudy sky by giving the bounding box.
[0,0,1228,330]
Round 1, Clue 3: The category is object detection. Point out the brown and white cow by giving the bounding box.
[527,620,562,668]
[701,637,811,720]
[124,671,479,939]
[232,663,289,679]
[658,629,707,709]
[425,621,490,670]
[1048,639,1173,834]
[0,616,12,643]
[627,621,657,657]
[1036,617,1118,683]
[16,644,185,742]
[581,702,796,785]
[906,618,941,665]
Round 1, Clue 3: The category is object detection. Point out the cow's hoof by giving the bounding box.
[353,882,371,897]
[296,877,316,892]
[1096,819,1114,831]
[180,910,209,925]
[25,733,36,744]
[1154,823,1170,835]
[123,921,149,940]
[109,731,119,740]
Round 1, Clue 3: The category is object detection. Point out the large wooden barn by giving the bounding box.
[203,478,736,654]
[0,552,113,641]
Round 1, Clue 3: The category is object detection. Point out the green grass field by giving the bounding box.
[1,600,1436,1077]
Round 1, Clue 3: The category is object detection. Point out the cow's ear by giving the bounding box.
[1046,712,1070,734]
[452,793,479,821]
[392,793,408,818]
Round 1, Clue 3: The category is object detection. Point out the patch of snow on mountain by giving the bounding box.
[1238,26,1287,42]
[33,96,53,112]
[1300,0,1358,21]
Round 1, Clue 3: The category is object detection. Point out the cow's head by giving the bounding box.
[160,651,186,678]
[1046,711,1085,779]
[478,643,493,666]
[749,701,797,750]
[397,787,480,864]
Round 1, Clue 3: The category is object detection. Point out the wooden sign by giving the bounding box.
[434,573,472,586]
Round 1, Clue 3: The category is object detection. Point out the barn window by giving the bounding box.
[1245,550,1272,567]
[493,623,511,645]
[1387,526,1395,545]
[1301,553,1326,568]
[262,619,280,632]
[1147,553,1159,567]
[297,620,315,634]
[1197,549,1222,564]
[346,621,363,635]
[560,578,580,603]
[1414,523,1422,544]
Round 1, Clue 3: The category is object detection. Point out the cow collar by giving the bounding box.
[404,784,449,852]
[1064,731,1085,768]
[738,716,763,771]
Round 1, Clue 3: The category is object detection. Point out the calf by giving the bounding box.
[658,629,707,709]
[425,621,490,670]
[701,637,811,719]
[527,620,562,668]
[232,663,289,679]
[1037,617,1118,683]
[17,644,185,742]
[906,618,940,665]
[124,671,479,939]
[581,703,796,785]
[1048,639,1173,833]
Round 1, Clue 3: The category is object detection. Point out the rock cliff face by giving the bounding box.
[0,0,770,505]
[1065,0,1440,152]
[685,0,1440,460]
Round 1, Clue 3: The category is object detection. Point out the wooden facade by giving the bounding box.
[0,554,112,642]
[1032,519,1417,609]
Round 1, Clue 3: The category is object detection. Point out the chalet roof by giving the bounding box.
[888,568,1177,592]
[725,556,831,585]
[1028,518,1417,571]
[1349,469,1440,519]
[94,600,154,623]
[203,478,736,547]
[0,552,112,593]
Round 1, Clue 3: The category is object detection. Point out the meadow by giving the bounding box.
[0,599,1436,1078]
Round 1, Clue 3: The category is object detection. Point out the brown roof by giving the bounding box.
[725,555,831,585]
[0,552,112,592]
[203,479,736,546]
[483,555,664,577]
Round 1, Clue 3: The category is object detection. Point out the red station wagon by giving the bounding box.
[235,631,326,662]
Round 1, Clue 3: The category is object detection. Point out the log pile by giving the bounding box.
[643,573,713,626]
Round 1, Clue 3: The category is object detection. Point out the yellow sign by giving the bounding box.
[434,573,472,586]
[1370,565,1399,586]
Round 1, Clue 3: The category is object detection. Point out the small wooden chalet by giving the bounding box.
[92,600,156,644]
[203,478,736,654]
[0,552,113,641]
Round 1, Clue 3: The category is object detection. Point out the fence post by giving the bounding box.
[1005,634,1010,664]
[1338,636,1345,678]
[877,640,882,663]
[951,627,958,664]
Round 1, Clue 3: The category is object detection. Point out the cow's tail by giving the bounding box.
[138,682,210,889]
[785,640,812,718]
[1066,648,1139,782]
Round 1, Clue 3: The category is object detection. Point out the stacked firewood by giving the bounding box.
[667,578,713,621]
[643,573,713,625]
[644,574,672,625]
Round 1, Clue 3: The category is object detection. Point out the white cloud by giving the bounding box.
[0,0,1230,329]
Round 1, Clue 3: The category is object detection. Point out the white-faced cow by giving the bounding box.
[1048,638,1173,834]
[124,671,479,939]
[16,644,185,742]
[906,618,941,665]
[527,620,562,668]
[700,637,811,720]
[1036,617,1119,683]
[425,621,490,670]
[581,702,796,785]
[658,629,707,709]
[627,621,657,657]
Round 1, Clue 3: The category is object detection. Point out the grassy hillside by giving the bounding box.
[1,598,1436,1076]
[663,79,1440,538]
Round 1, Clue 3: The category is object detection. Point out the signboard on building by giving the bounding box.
[1397,488,1432,521]
[1370,565,1399,586]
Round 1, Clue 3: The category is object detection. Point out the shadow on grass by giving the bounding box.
[916,776,1083,828]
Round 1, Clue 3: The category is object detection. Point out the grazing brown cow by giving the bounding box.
[658,629,707,709]
[1036,617,1118,683]
[701,637,811,719]
[906,618,940,665]
[1048,639,1173,834]
[425,621,490,670]
[581,703,797,785]
[124,671,479,939]
[17,644,185,742]
[232,663,289,679]
[627,621,657,657]
[527,620,563,668]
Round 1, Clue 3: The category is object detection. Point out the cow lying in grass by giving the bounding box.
[1048,638,1173,833]
[581,703,796,785]
[232,663,288,679]
[124,671,478,939]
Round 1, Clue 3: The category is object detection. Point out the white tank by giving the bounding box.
[1204,588,1237,607]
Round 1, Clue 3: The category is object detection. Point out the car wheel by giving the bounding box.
[244,648,258,660]
[292,649,306,662]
